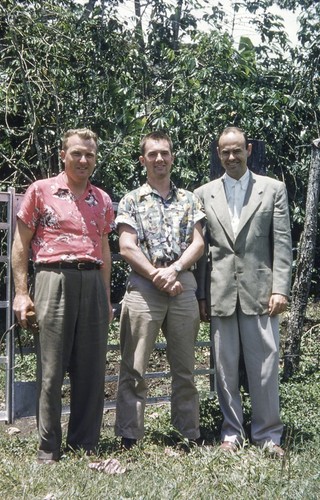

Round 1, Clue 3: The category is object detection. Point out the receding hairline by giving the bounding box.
[218,127,249,149]
[62,128,98,150]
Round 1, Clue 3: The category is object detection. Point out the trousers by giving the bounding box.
[34,267,108,460]
[115,271,200,440]
[211,307,283,445]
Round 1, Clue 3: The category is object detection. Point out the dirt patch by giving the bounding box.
[1,409,117,438]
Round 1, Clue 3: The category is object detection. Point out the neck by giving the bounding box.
[147,177,171,199]
[63,172,88,197]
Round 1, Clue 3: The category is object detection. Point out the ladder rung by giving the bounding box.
[0,193,11,202]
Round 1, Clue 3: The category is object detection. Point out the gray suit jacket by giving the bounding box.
[195,171,292,316]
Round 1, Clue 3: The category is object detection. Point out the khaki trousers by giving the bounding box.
[115,271,200,440]
[211,307,283,446]
[34,268,108,460]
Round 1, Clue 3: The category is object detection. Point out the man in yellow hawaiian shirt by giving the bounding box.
[114,131,205,449]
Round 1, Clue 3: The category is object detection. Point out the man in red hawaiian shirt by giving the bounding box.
[12,128,114,464]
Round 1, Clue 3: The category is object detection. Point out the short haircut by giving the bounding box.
[140,131,173,156]
[62,128,98,151]
[218,126,249,149]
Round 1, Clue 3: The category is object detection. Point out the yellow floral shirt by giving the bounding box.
[116,182,205,265]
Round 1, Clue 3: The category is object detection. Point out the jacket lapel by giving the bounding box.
[236,172,263,238]
[209,178,234,242]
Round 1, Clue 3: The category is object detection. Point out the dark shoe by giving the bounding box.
[192,437,204,446]
[121,437,137,450]
[64,444,97,457]
[175,437,204,453]
[219,441,237,453]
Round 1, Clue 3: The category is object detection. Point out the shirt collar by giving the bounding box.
[138,181,178,201]
[54,171,92,194]
[224,168,249,190]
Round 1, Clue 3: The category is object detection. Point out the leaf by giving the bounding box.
[89,458,126,474]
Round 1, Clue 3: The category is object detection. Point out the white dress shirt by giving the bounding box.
[223,169,249,236]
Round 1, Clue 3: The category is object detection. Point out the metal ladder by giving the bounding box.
[0,188,18,423]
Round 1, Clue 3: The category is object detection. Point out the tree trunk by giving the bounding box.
[164,0,183,104]
[283,138,320,380]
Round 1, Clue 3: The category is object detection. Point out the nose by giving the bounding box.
[79,154,87,163]
[229,152,235,160]
[156,152,163,161]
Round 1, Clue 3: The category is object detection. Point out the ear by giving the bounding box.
[247,143,252,158]
[139,155,145,166]
[60,150,66,163]
[216,146,221,159]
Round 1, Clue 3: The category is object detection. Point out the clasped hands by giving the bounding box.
[151,266,183,296]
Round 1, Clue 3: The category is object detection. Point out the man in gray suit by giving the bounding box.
[195,127,292,456]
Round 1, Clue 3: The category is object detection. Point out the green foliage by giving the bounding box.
[1,0,320,292]
[14,353,37,382]
[199,394,222,441]
[280,374,320,445]
[1,0,319,196]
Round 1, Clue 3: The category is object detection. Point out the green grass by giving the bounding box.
[0,424,319,500]
[0,381,319,500]
[0,314,320,499]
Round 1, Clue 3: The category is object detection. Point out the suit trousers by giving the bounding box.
[115,271,200,440]
[211,307,283,446]
[34,268,108,460]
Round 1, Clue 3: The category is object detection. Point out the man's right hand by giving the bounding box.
[13,293,35,329]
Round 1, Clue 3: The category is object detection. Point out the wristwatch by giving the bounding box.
[173,262,183,273]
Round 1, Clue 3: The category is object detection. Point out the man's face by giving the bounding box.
[139,139,174,183]
[217,131,252,180]
[60,134,97,184]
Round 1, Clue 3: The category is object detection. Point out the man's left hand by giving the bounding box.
[167,281,184,296]
[268,294,288,316]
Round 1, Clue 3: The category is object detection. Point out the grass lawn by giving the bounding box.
[0,398,319,500]
[0,308,319,499]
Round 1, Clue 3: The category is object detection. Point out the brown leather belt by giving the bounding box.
[34,261,101,270]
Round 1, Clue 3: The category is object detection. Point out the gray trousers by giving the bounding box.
[115,271,200,440]
[34,268,108,460]
[211,308,283,446]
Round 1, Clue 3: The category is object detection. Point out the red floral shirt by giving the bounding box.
[17,172,114,264]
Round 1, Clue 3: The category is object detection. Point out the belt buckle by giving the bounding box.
[77,262,86,270]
